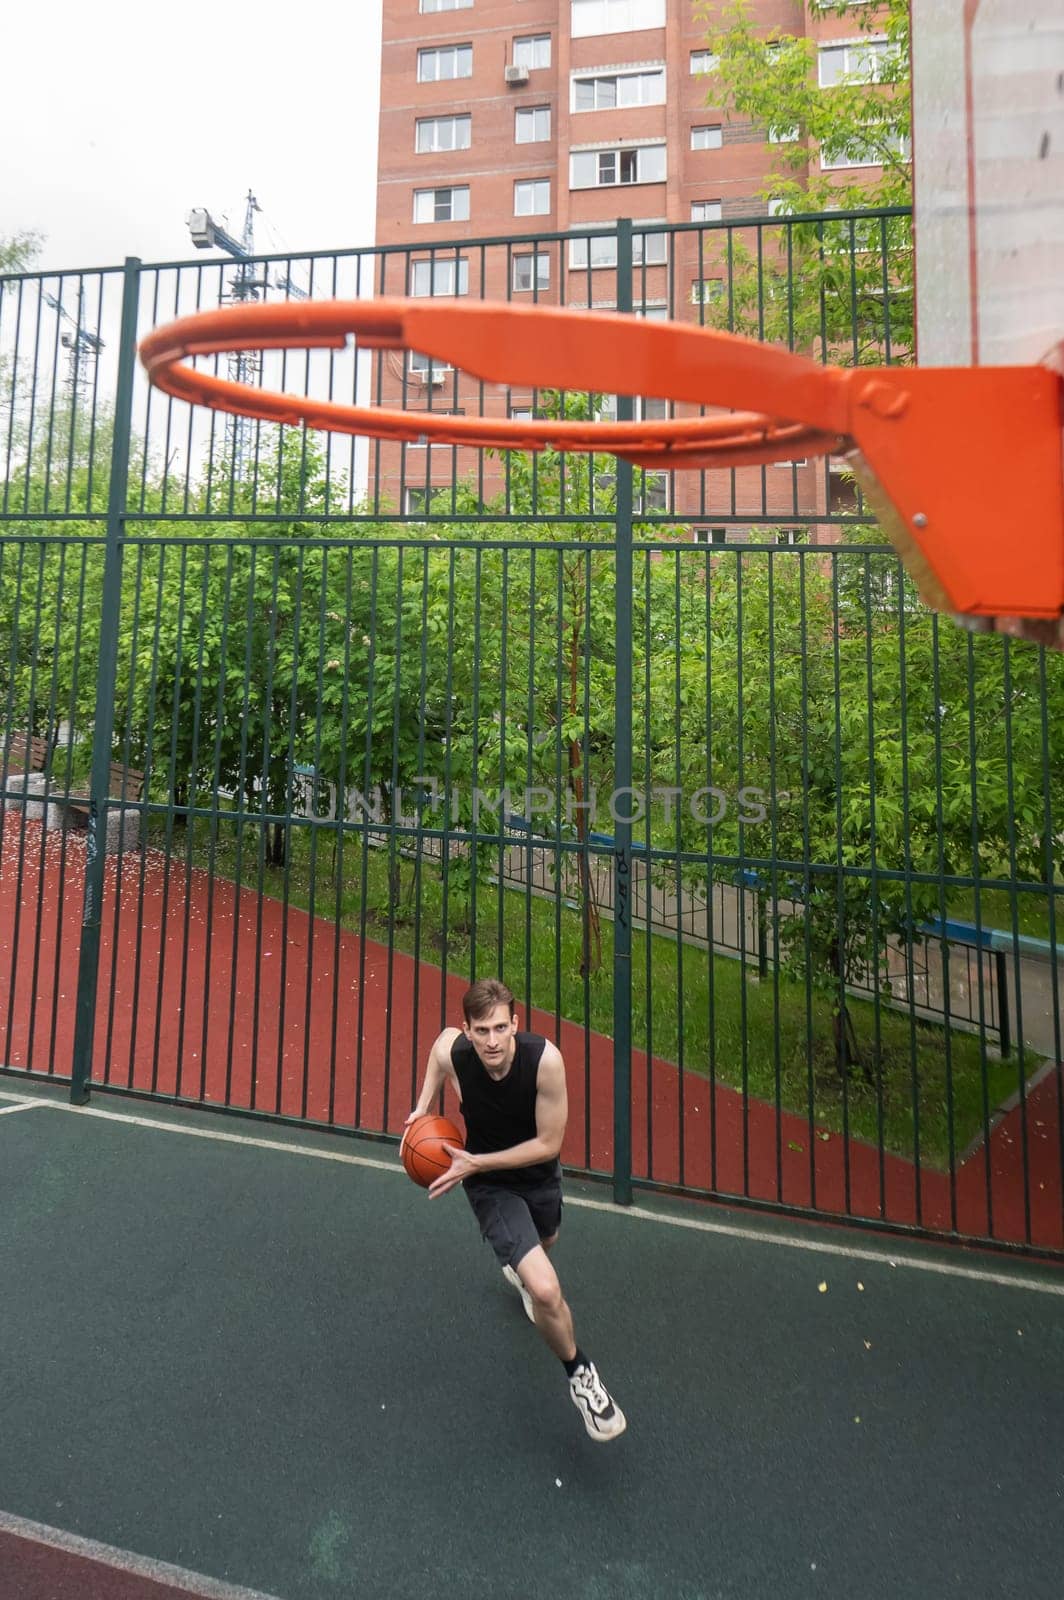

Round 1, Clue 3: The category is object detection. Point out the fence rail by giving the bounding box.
[2,209,1063,1258]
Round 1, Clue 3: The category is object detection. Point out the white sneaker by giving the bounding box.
[502,1263,536,1323]
[569,1361,627,1442]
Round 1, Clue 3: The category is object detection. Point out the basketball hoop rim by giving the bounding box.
[137,297,851,468]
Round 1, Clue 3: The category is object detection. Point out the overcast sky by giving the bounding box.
[1,0,384,274]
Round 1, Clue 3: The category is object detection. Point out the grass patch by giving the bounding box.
[147,814,1027,1168]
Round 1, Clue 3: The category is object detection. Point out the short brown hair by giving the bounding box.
[462,978,516,1024]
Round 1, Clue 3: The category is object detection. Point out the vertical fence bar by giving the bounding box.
[612,219,634,1206]
[70,257,141,1104]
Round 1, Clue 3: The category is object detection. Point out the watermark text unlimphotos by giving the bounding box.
[323,779,785,830]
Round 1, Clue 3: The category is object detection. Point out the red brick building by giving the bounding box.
[373,0,894,531]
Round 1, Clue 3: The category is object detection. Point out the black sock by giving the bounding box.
[563,1348,588,1377]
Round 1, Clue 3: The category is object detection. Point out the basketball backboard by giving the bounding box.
[911,0,1064,369]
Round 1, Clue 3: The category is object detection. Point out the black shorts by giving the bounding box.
[463,1173,563,1270]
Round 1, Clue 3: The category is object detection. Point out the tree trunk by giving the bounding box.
[829,936,865,1078]
[567,613,601,977]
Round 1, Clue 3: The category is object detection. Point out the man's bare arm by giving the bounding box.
[407,1028,461,1124]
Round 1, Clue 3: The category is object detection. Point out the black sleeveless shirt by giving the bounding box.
[450,1030,559,1188]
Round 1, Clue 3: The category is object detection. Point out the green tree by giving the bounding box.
[648,541,1064,1074]
[694,0,912,361]
[0,232,41,274]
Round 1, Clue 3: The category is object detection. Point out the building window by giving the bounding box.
[570,143,665,189]
[514,179,551,216]
[404,487,434,515]
[513,34,551,70]
[690,200,722,222]
[691,278,724,305]
[829,460,860,515]
[512,252,551,292]
[775,528,807,545]
[820,131,910,170]
[769,125,800,143]
[690,50,719,74]
[571,68,665,110]
[635,472,668,514]
[695,527,728,544]
[408,351,454,381]
[596,395,668,422]
[413,186,470,223]
[691,124,722,150]
[767,198,793,217]
[416,114,472,153]
[417,44,473,82]
[509,406,534,419]
[420,0,472,11]
[818,38,897,87]
[410,257,469,296]
[571,0,665,37]
[567,230,667,268]
[515,106,551,143]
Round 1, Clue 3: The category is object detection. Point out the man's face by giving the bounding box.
[464,1002,518,1066]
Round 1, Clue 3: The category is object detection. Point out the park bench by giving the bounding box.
[2,731,49,776]
[58,761,146,853]
[1,732,52,824]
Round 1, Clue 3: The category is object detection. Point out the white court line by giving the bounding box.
[0,1100,47,1116]
[0,1507,284,1600]
[3,1089,1063,1298]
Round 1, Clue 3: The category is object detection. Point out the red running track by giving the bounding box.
[0,1514,282,1599]
[1,817,1061,1250]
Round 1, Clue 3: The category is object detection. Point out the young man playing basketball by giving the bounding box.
[407,978,626,1442]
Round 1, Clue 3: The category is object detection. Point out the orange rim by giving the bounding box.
[138,297,850,469]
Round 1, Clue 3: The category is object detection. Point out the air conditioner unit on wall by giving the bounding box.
[505,64,530,85]
[410,369,446,387]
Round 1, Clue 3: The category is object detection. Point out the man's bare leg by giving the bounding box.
[515,1241,576,1360]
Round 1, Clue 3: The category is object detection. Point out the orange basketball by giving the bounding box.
[401,1114,464,1188]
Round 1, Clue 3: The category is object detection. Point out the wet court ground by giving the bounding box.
[1,1078,1062,1600]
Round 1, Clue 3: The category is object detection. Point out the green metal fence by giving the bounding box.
[2,209,1062,1257]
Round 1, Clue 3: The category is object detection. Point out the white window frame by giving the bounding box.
[567,229,667,269]
[690,49,719,74]
[420,0,472,11]
[408,350,455,379]
[691,278,724,305]
[635,471,669,514]
[404,487,435,516]
[769,125,800,144]
[409,257,469,297]
[571,66,665,111]
[513,34,551,70]
[512,252,551,292]
[690,124,722,150]
[596,395,668,423]
[515,105,551,143]
[417,44,473,82]
[818,37,895,88]
[415,114,472,154]
[571,0,666,39]
[514,178,551,216]
[412,186,471,224]
[570,142,666,190]
[820,130,911,171]
[690,200,722,222]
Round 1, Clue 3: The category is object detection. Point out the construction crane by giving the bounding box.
[41,287,104,403]
[186,191,308,474]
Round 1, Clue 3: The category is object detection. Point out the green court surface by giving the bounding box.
[1,1080,1062,1600]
